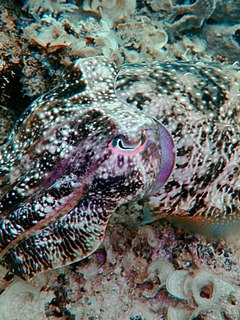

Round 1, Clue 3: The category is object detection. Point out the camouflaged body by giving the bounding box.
[0,57,164,280]
[116,61,240,236]
[0,57,239,280]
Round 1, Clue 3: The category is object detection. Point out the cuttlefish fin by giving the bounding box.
[142,206,240,240]
[142,206,165,225]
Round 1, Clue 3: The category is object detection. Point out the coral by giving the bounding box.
[118,16,168,61]
[22,14,123,61]
[167,306,192,320]
[0,0,238,112]
[166,269,238,319]
[22,0,78,17]
[24,20,75,52]
[83,0,136,26]
[203,23,240,63]
[166,0,217,37]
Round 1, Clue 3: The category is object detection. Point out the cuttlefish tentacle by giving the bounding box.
[0,57,174,280]
[2,198,114,279]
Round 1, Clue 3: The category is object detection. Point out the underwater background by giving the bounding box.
[0,1,239,319]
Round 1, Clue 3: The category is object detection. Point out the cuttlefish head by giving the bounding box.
[86,100,175,205]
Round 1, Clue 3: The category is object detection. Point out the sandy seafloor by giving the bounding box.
[0,1,240,319]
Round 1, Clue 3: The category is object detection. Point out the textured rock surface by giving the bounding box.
[1,213,240,319]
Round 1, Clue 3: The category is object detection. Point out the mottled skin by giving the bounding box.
[0,57,239,280]
[0,57,172,280]
[116,61,240,237]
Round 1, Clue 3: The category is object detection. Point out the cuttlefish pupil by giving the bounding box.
[110,130,147,155]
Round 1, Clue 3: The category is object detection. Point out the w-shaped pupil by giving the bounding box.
[111,131,147,153]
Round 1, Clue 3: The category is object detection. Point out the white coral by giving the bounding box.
[83,0,136,25]
[22,0,78,16]
[166,270,238,320]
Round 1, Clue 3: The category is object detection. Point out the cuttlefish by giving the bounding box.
[0,56,239,281]
[115,61,239,237]
[0,57,174,280]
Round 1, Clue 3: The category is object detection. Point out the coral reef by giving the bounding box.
[0,0,239,114]
[0,214,240,319]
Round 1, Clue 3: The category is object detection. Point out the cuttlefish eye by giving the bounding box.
[110,130,147,155]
